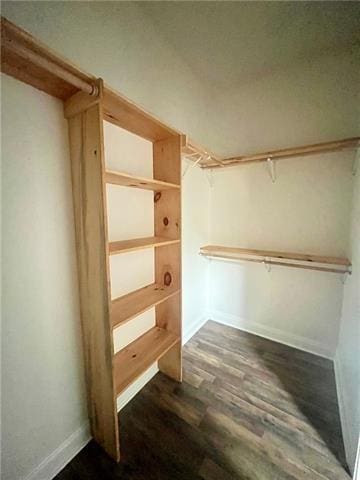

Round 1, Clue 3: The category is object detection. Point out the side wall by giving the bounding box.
[335,162,360,475]
[1,75,88,480]
[182,160,210,343]
[208,152,354,358]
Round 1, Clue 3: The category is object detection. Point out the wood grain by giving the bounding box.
[153,136,182,382]
[113,327,179,395]
[67,102,119,461]
[105,170,180,191]
[1,16,96,100]
[200,245,351,266]
[203,137,360,169]
[111,283,180,329]
[103,87,180,142]
[109,236,180,255]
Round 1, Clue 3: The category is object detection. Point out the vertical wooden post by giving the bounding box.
[65,85,120,461]
[153,136,182,382]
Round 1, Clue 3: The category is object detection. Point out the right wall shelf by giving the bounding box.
[200,245,351,274]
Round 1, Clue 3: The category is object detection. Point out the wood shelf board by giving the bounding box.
[109,236,180,255]
[103,87,181,142]
[114,327,179,395]
[1,16,97,100]
[202,137,360,169]
[105,170,180,191]
[200,245,351,267]
[111,283,180,329]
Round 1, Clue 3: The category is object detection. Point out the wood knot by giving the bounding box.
[154,192,161,203]
[163,217,169,226]
[164,272,172,286]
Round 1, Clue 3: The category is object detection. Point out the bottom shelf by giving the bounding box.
[113,326,179,395]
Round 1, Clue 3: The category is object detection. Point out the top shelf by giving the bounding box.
[200,245,351,274]
[202,137,360,170]
[105,170,180,191]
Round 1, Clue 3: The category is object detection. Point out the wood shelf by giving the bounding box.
[200,245,351,274]
[111,283,180,329]
[203,137,360,169]
[114,327,179,395]
[109,236,180,255]
[105,170,180,191]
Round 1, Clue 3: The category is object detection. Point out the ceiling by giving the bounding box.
[138,2,360,90]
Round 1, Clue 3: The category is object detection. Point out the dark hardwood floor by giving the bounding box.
[55,320,350,480]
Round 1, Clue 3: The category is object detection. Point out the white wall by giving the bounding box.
[1,74,88,480]
[202,50,359,157]
[335,161,360,475]
[208,152,354,358]
[182,160,210,342]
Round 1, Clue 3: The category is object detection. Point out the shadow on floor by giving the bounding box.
[242,328,349,472]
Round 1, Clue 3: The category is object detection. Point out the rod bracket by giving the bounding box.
[352,148,359,176]
[266,157,276,183]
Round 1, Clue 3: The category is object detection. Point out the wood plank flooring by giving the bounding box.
[55,320,350,480]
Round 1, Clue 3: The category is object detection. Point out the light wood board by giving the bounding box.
[113,327,179,394]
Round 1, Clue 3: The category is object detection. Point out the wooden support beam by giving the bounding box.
[202,137,360,169]
[1,16,97,100]
[67,100,119,461]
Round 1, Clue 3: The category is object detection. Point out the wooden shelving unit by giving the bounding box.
[64,90,182,462]
[200,245,351,274]
[0,16,183,462]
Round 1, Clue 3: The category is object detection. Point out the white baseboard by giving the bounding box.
[354,440,360,480]
[182,314,209,345]
[334,350,358,477]
[24,422,91,480]
[23,315,209,480]
[210,310,334,359]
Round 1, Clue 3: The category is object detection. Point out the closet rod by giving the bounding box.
[2,36,98,96]
[200,253,351,274]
